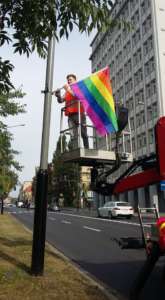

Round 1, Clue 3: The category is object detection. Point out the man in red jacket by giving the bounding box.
[54,74,89,149]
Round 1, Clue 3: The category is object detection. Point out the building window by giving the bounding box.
[148,129,154,144]
[152,103,158,118]
[130,117,134,131]
[141,110,145,124]
[142,133,146,147]
[150,79,157,96]
[136,113,140,127]
[137,135,142,149]
[146,83,151,98]
[147,106,152,121]
[132,137,135,151]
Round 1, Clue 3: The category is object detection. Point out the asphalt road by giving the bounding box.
[7,207,165,300]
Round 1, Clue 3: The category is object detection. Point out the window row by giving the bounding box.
[123,41,131,58]
[142,15,152,35]
[135,89,144,105]
[143,35,153,56]
[125,78,133,94]
[124,59,132,76]
[130,104,158,132]
[147,103,158,121]
[144,57,155,77]
[132,29,141,48]
[131,9,140,27]
[146,79,157,98]
[134,68,143,86]
[116,68,123,82]
[137,133,147,149]
[141,0,151,17]
[133,48,142,66]
[132,131,153,151]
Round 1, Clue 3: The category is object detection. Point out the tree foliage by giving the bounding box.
[0,0,115,54]
[0,89,26,194]
[50,136,80,206]
[0,0,117,91]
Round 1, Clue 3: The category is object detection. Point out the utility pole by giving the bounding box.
[31,36,55,275]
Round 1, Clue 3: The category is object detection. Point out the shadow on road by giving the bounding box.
[73,258,165,300]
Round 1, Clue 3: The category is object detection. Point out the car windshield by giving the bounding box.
[104,202,112,207]
[117,202,130,207]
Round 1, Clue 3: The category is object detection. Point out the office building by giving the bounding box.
[90,0,165,210]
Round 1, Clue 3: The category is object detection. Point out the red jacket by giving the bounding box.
[64,91,84,116]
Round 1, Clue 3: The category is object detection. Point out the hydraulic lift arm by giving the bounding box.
[91,117,165,196]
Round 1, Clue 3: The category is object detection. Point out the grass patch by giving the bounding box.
[0,214,111,300]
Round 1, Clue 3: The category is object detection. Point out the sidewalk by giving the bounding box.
[0,213,119,300]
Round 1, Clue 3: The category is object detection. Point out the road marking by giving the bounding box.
[7,210,154,228]
[61,220,71,224]
[57,212,141,226]
[49,217,56,221]
[83,226,101,232]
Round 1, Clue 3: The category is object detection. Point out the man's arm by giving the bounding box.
[63,84,74,96]
[53,89,64,103]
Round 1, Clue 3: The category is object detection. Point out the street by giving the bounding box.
[7,207,165,300]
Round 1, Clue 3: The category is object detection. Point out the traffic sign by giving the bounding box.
[160,180,165,191]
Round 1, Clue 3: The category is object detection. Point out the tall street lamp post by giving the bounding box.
[31,36,55,276]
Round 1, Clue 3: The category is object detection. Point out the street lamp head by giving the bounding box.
[7,124,25,128]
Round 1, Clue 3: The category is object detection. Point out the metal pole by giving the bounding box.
[31,36,55,276]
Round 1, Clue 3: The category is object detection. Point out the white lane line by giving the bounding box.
[49,217,56,221]
[83,226,101,232]
[57,212,141,227]
[61,220,71,224]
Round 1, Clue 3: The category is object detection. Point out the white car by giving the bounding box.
[17,201,24,208]
[98,201,134,219]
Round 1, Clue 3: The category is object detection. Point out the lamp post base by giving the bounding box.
[31,169,48,276]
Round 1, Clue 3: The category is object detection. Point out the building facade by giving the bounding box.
[90,0,165,210]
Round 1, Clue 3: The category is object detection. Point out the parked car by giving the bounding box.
[17,201,24,208]
[48,202,60,212]
[98,201,134,219]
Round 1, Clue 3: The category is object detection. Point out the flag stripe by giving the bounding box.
[90,75,115,113]
[97,69,112,97]
[84,78,118,131]
[71,84,108,135]
[70,66,118,136]
[76,80,116,132]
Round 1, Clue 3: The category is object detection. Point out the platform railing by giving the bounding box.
[59,101,133,161]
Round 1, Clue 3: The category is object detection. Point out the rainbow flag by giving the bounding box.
[70,66,118,136]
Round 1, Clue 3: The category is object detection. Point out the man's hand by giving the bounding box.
[52,89,61,97]
[63,84,70,92]
[63,84,74,95]
[52,89,64,103]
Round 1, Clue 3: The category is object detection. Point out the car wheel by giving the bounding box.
[97,211,101,218]
[108,211,113,219]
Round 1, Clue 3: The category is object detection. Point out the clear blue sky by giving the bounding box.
[2,29,94,195]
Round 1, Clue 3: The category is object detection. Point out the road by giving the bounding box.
[7,207,165,300]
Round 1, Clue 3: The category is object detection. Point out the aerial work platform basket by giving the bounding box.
[59,103,133,166]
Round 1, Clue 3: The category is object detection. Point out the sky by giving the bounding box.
[2,29,94,196]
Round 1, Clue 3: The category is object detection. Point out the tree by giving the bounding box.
[0,89,26,200]
[51,136,80,206]
[0,0,119,91]
[0,89,26,170]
